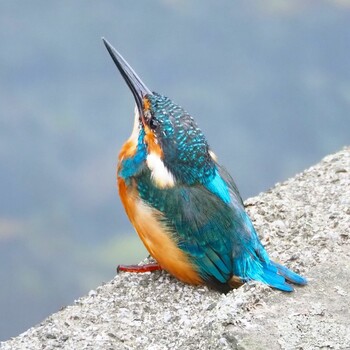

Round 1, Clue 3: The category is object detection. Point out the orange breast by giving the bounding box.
[118,177,203,286]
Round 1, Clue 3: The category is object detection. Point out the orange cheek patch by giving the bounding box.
[142,97,162,157]
[144,125,163,157]
[143,98,151,111]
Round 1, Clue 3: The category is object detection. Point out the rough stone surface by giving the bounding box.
[1,147,350,350]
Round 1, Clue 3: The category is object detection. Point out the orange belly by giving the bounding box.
[118,177,203,286]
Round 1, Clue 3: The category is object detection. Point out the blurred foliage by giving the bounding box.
[0,0,350,340]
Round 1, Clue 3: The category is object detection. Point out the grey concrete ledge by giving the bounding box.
[1,147,350,350]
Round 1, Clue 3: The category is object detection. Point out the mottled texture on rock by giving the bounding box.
[1,148,350,350]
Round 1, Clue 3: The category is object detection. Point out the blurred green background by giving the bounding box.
[1,0,349,341]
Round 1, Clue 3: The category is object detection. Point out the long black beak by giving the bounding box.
[102,38,152,116]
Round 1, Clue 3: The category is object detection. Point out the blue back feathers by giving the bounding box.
[205,170,231,203]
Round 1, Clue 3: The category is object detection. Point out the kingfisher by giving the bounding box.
[102,38,307,293]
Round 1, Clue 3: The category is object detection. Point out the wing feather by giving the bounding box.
[137,168,264,289]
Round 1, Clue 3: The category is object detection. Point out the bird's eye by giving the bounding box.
[149,118,159,130]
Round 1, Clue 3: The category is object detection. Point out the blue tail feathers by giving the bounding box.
[259,261,307,292]
[272,261,308,285]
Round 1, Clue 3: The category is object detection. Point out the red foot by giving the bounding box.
[117,263,162,273]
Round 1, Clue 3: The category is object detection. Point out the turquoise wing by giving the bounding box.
[137,167,306,292]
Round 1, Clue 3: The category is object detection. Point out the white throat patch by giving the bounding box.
[146,153,176,189]
[129,106,141,143]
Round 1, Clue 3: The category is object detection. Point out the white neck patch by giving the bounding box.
[129,106,141,143]
[146,153,176,188]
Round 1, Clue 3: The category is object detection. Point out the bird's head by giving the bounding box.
[103,39,216,187]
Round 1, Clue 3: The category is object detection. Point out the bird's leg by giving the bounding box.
[117,262,162,273]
